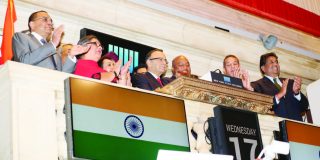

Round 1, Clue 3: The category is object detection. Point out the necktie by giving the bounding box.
[273,78,281,90]
[156,77,163,87]
[40,39,47,45]
[41,38,57,70]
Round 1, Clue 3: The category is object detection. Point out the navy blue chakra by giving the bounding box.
[124,115,144,138]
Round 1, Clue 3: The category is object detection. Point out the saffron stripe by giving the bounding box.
[69,78,187,122]
[72,104,189,147]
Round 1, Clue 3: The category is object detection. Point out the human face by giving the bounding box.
[102,59,115,72]
[224,57,240,77]
[136,67,147,74]
[173,57,191,77]
[261,56,280,78]
[82,38,103,62]
[146,51,168,76]
[29,12,53,38]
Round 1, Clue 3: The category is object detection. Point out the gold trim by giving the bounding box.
[156,77,274,114]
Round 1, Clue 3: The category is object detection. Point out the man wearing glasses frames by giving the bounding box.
[12,10,80,73]
[132,49,172,91]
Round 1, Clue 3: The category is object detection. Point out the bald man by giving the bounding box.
[170,55,192,80]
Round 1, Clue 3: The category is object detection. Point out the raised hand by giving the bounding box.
[120,57,132,77]
[233,67,241,78]
[276,78,289,100]
[69,45,90,57]
[292,76,302,94]
[126,72,132,87]
[241,69,253,91]
[51,25,64,47]
[113,59,122,76]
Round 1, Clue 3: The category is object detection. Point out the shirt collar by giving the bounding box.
[264,75,279,83]
[148,71,160,79]
[31,32,46,44]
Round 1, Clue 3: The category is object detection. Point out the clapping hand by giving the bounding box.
[52,25,64,47]
[69,45,91,57]
[276,78,289,100]
[292,76,302,94]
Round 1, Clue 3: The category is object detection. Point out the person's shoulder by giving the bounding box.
[250,77,264,89]
[251,77,264,84]
[13,31,31,40]
[132,73,148,81]
[161,76,173,83]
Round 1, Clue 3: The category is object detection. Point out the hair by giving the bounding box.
[172,55,188,68]
[223,54,239,67]
[97,52,118,68]
[259,52,278,74]
[28,10,48,31]
[76,35,98,59]
[133,63,147,73]
[145,49,163,62]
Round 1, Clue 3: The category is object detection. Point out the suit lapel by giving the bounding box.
[262,76,279,95]
[146,72,161,89]
[28,33,43,47]
[29,33,58,70]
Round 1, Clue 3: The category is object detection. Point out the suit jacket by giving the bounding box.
[132,72,172,91]
[12,32,75,73]
[251,76,309,121]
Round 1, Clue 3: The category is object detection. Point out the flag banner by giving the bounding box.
[289,142,320,160]
[279,120,320,160]
[65,78,190,160]
[0,0,16,64]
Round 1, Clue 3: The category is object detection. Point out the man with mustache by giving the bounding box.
[12,10,80,73]
[251,52,309,121]
[170,55,192,80]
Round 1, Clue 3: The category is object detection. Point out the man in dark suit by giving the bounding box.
[251,52,309,121]
[132,49,171,91]
[12,10,79,73]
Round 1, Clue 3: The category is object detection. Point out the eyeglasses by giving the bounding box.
[33,16,53,25]
[149,57,168,64]
[85,42,104,50]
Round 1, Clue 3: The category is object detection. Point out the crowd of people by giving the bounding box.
[11,10,309,121]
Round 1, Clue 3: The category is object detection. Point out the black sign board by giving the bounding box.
[210,72,243,89]
[208,106,263,160]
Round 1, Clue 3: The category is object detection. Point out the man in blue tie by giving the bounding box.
[132,49,172,91]
[12,10,81,73]
[251,52,309,121]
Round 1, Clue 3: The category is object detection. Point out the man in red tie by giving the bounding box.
[132,49,172,91]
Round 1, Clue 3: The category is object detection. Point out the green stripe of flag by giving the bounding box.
[73,130,190,160]
[72,104,189,147]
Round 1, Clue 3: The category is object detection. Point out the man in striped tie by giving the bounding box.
[251,52,309,121]
[132,49,172,91]
[12,10,82,73]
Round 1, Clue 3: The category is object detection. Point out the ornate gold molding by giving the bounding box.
[156,77,274,114]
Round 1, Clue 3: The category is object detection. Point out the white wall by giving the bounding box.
[1,0,319,87]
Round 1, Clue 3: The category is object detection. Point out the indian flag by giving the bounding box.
[284,120,320,160]
[68,78,190,160]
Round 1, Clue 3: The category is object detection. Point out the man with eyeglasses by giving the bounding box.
[251,52,309,121]
[132,49,172,91]
[12,10,80,73]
